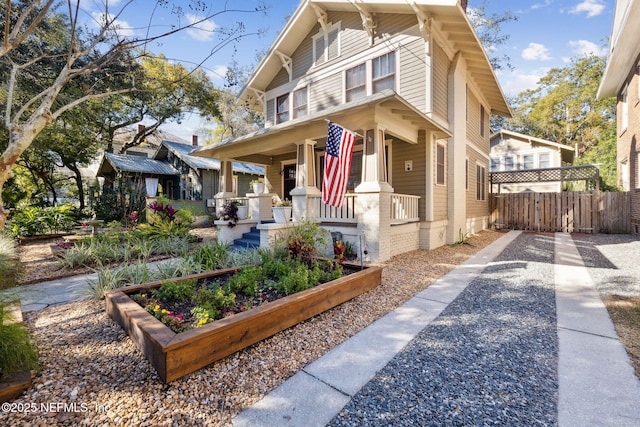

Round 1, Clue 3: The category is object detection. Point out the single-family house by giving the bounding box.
[192,0,511,262]
[489,129,575,193]
[598,0,640,192]
[97,132,264,213]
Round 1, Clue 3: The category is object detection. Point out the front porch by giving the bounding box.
[213,191,426,262]
[194,91,454,262]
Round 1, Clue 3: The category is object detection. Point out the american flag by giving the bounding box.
[322,122,356,208]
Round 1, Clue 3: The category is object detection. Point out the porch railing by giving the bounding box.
[390,194,420,224]
[307,193,420,224]
[307,194,357,223]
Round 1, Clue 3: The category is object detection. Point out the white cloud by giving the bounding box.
[498,68,549,95]
[570,0,605,17]
[206,65,228,81]
[521,43,551,61]
[90,11,134,37]
[186,14,217,42]
[568,39,607,56]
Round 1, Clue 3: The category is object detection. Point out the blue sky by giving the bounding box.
[80,0,615,140]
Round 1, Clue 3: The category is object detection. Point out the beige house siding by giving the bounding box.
[391,139,426,220]
[432,43,449,121]
[466,146,488,219]
[399,37,426,112]
[432,138,448,221]
[310,73,342,114]
[265,154,295,197]
[265,98,275,128]
[466,89,488,151]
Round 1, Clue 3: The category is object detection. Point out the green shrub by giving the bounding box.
[7,204,76,238]
[274,219,330,266]
[276,262,312,295]
[224,266,263,297]
[193,241,230,271]
[0,303,39,375]
[152,279,196,302]
[0,235,20,289]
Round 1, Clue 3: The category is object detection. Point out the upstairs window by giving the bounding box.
[276,94,289,124]
[372,51,395,93]
[313,24,340,65]
[621,85,629,130]
[480,105,486,137]
[346,64,366,102]
[292,87,308,119]
[522,154,534,169]
[504,156,515,170]
[476,163,486,201]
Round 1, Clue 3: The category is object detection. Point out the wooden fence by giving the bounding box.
[490,191,632,234]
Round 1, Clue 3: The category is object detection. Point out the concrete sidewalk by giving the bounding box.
[233,231,640,427]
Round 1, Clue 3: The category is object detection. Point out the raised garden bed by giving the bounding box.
[105,263,382,382]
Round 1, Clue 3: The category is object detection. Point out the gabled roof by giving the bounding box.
[98,152,179,177]
[241,0,510,117]
[157,140,265,175]
[490,129,575,163]
[597,0,640,98]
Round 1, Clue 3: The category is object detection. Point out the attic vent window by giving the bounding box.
[313,23,340,65]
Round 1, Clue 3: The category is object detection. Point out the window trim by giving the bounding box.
[312,22,341,66]
[480,105,486,138]
[465,157,469,191]
[436,142,446,186]
[345,63,367,103]
[276,93,290,124]
[292,86,308,119]
[621,84,629,130]
[476,162,486,201]
[372,51,396,94]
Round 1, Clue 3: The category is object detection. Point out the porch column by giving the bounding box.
[290,139,320,221]
[356,126,393,192]
[214,160,236,216]
[355,126,393,262]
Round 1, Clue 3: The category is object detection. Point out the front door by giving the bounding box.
[283,164,296,201]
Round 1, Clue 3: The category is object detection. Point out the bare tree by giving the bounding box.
[0,0,266,229]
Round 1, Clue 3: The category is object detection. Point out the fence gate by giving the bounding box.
[490,191,631,234]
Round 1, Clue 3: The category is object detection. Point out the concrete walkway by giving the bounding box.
[3,231,640,425]
[233,231,640,427]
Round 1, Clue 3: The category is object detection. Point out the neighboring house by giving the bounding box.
[193,0,511,262]
[97,132,264,212]
[489,129,575,193]
[597,0,640,192]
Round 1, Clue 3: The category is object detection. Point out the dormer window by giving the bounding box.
[313,23,340,65]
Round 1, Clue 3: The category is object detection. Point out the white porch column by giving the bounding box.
[290,139,320,221]
[355,126,393,262]
[356,126,393,193]
[214,160,236,216]
[446,52,467,244]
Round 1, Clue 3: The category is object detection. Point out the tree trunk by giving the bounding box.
[67,162,85,211]
[0,113,54,230]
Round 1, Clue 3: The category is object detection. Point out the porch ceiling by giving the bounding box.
[191,91,451,164]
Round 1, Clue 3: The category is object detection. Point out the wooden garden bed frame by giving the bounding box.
[105,264,382,382]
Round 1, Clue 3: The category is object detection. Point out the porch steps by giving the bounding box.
[230,226,261,251]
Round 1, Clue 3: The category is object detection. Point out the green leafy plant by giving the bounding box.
[152,279,196,302]
[0,235,21,289]
[224,266,262,297]
[0,303,39,375]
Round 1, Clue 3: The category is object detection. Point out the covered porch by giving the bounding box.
[192,91,451,262]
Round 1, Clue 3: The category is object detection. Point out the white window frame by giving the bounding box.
[292,86,308,119]
[621,84,629,130]
[276,93,290,124]
[436,142,446,186]
[312,22,341,66]
[476,162,486,201]
[538,152,551,169]
[345,63,367,103]
[372,51,396,93]
[522,154,534,170]
[504,155,515,171]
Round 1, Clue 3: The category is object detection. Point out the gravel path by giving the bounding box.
[328,232,559,426]
[571,234,640,298]
[1,231,503,426]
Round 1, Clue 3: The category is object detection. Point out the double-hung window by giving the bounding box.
[372,51,395,93]
[504,156,515,170]
[276,94,289,124]
[436,142,446,185]
[346,64,366,102]
[292,87,307,119]
[539,152,550,168]
[522,154,534,169]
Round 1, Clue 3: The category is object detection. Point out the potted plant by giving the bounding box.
[220,201,240,228]
[249,179,265,195]
[272,199,292,223]
[236,202,248,220]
